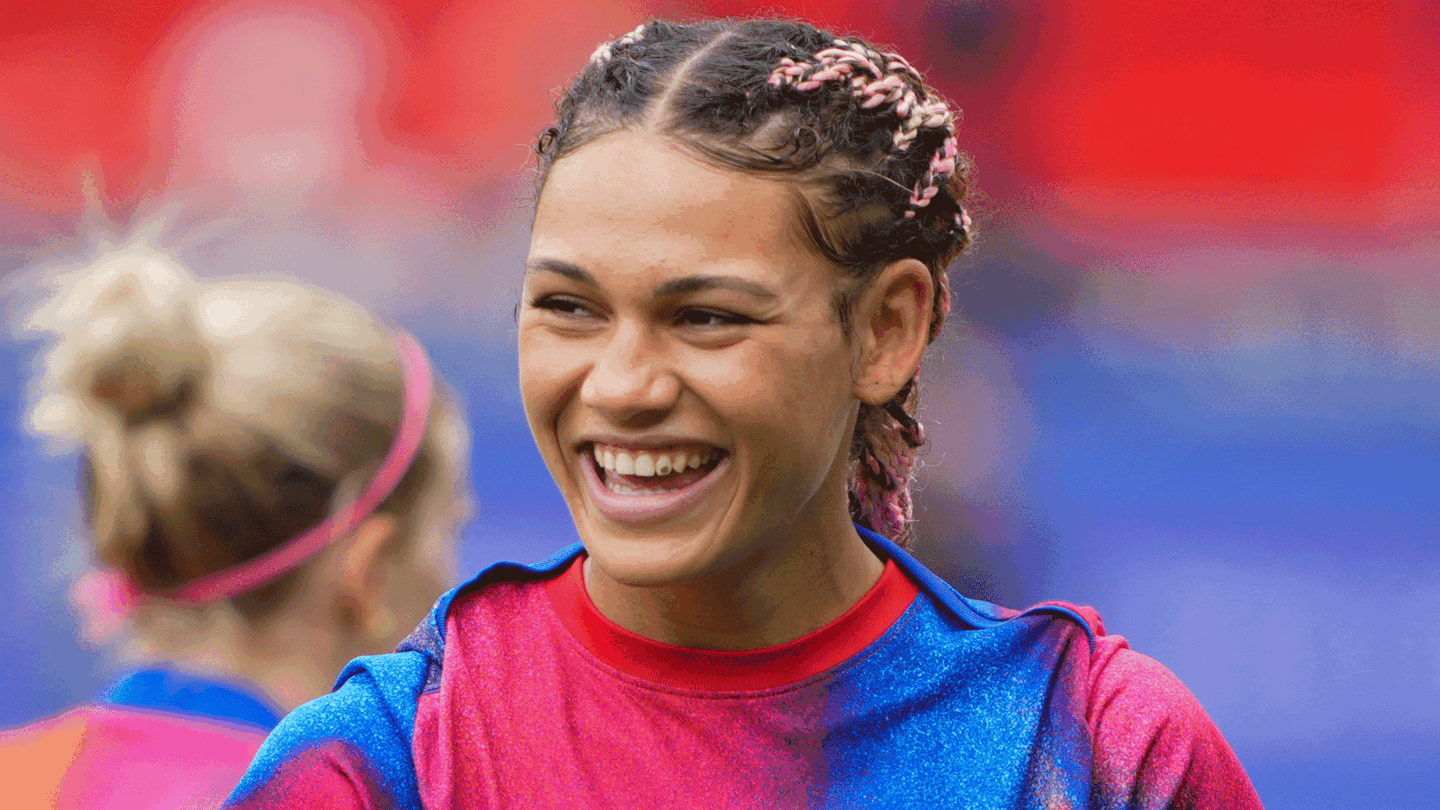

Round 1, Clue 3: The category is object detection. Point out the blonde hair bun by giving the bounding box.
[24,240,205,445]
[15,233,469,608]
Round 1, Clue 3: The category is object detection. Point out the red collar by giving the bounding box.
[545,553,920,691]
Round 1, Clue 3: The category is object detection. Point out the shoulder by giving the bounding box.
[1085,632,1198,726]
[978,601,1263,809]
[867,528,1104,644]
[399,544,583,694]
[225,545,582,809]
[857,544,1261,806]
[0,710,91,810]
[1079,628,1264,809]
[980,599,1221,744]
[225,651,431,809]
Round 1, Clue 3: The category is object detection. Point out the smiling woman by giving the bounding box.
[225,18,1264,810]
[521,133,900,648]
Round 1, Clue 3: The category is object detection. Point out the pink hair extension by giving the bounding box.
[935,265,954,331]
[590,24,648,65]
[904,135,958,216]
[767,39,963,228]
[767,38,953,153]
[854,416,924,542]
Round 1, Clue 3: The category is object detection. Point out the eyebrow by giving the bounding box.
[526,259,779,302]
[653,275,778,301]
[525,259,598,288]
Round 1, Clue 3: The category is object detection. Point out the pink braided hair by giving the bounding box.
[768,38,965,543]
[589,24,648,65]
[767,38,970,237]
[851,413,923,541]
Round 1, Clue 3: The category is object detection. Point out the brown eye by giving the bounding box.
[675,308,753,328]
[531,295,595,317]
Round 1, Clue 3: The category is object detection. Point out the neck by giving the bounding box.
[584,510,884,651]
[217,628,350,712]
[129,605,354,713]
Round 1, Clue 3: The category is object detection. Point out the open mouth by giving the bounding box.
[586,442,727,495]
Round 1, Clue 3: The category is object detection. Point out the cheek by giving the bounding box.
[687,332,853,453]
[518,330,582,435]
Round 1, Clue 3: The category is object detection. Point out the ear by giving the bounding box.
[851,258,934,405]
[333,513,402,640]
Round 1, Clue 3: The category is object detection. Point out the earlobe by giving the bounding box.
[853,258,934,405]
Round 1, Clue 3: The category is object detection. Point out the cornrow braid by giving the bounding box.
[845,383,928,540]
[766,39,953,153]
[537,19,975,545]
[764,37,970,242]
[589,23,648,66]
[757,33,965,543]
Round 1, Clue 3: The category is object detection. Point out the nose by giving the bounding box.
[580,319,680,427]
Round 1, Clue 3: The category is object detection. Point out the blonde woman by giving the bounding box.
[1,238,473,810]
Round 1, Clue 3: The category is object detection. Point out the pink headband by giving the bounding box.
[72,330,433,640]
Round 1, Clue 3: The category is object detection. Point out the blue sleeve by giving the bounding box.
[222,553,576,808]
[222,651,428,810]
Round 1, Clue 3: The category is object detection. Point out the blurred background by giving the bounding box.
[1,0,1435,806]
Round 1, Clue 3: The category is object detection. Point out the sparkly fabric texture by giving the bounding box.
[1,670,276,810]
[226,655,431,809]
[223,531,1263,809]
[542,554,920,691]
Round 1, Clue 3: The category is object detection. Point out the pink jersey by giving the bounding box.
[2,668,280,810]
[228,529,1264,808]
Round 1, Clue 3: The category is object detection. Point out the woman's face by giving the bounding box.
[519,131,861,586]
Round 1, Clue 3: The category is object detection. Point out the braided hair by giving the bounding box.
[537,19,973,545]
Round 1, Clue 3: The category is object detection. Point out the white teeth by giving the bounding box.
[633,453,656,476]
[592,443,719,478]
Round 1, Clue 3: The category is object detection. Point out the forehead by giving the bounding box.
[530,131,820,284]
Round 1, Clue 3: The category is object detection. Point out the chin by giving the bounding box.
[575,516,743,588]
[561,444,755,586]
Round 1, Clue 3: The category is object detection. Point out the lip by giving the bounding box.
[577,435,720,452]
[579,444,730,524]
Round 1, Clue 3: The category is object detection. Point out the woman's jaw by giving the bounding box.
[561,426,879,649]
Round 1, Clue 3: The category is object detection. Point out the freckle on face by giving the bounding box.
[518,131,859,587]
